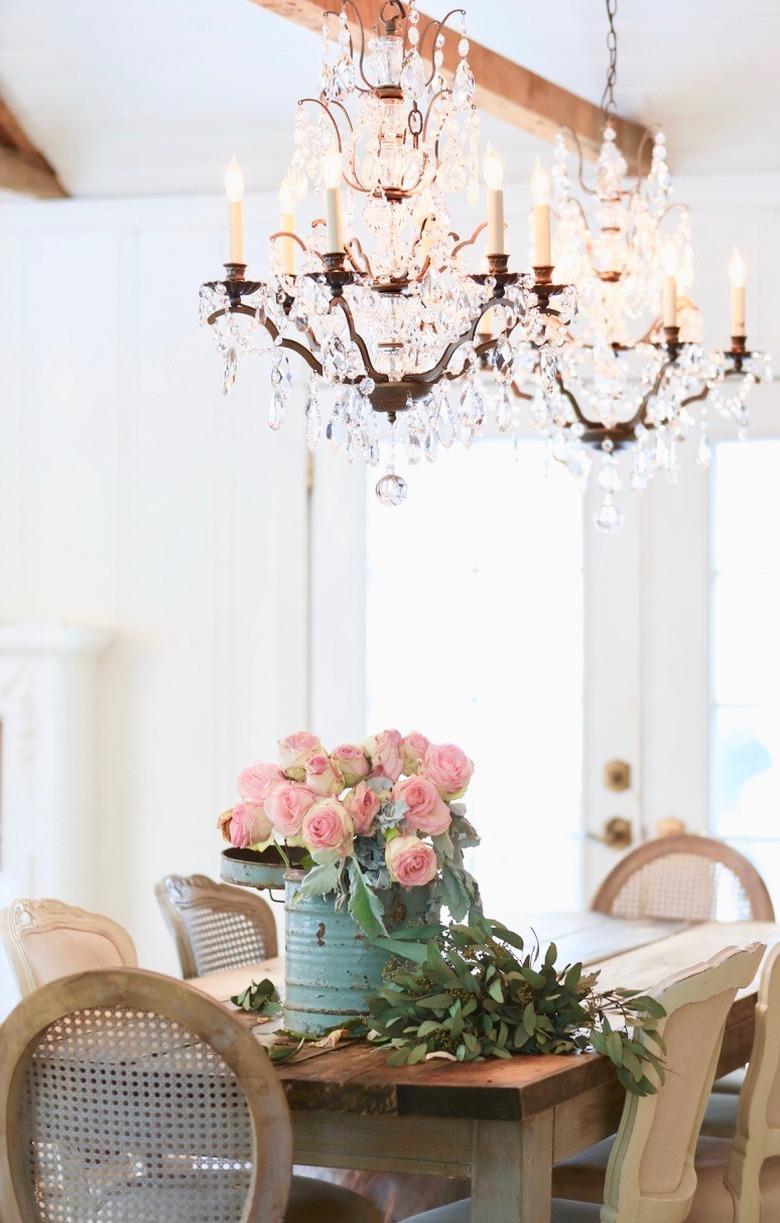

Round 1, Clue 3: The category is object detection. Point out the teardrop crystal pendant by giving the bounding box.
[222,347,237,396]
[375,465,408,507]
[268,388,286,431]
[595,492,625,534]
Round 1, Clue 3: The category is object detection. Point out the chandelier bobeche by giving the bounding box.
[199,0,574,505]
[506,0,770,530]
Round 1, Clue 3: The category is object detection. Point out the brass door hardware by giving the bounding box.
[604,760,631,792]
[587,817,633,850]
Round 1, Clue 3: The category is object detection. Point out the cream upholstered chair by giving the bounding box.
[403,942,764,1223]
[0,898,137,997]
[591,835,775,924]
[0,967,381,1223]
[685,942,780,1222]
[156,873,278,979]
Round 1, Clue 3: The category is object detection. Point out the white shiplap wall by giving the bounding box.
[0,192,308,993]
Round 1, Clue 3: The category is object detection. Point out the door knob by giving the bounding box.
[587,817,633,850]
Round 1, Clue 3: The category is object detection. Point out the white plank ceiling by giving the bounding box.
[0,0,778,197]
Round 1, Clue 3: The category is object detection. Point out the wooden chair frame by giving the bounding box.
[0,967,292,1223]
[0,898,137,998]
[723,942,780,1221]
[155,873,278,979]
[601,941,765,1223]
[592,835,775,922]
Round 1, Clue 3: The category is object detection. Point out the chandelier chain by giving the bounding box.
[601,0,618,119]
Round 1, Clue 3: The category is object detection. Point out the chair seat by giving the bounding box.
[402,1197,601,1221]
[713,1066,746,1095]
[551,1135,612,1204]
[188,957,284,1003]
[286,1174,383,1222]
[95,1173,381,1222]
[700,1088,739,1138]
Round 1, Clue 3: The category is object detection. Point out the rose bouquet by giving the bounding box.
[218,729,481,937]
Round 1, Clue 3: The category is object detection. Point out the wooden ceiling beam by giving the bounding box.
[249,0,650,172]
[0,98,67,199]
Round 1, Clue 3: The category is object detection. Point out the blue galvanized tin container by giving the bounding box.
[220,846,308,892]
[284,869,434,1037]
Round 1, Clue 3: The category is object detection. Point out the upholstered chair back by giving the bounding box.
[0,898,137,997]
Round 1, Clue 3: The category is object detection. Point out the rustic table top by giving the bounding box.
[257,914,780,1121]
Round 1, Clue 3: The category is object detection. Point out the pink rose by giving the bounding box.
[385,835,438,889]
[265,782,316,838]
[304,752,345,798]
[302,798,354,857]
[331,743,370,787]
[237,761,284,804]
[279,731,322,780]
[226,802,273,849]
[364,729,403,782]
[395,775,451,837]
[422,743,474,800]
[400,732,431,776]
[344,782,381,835]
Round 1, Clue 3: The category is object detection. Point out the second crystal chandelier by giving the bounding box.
[510,0,770,530]
[199,0,572,505]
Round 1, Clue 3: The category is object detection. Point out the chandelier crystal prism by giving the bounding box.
[510,0,771,530]
[199,0,575,505]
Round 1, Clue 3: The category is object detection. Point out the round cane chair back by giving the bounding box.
[0,968,291,1223]
[156,874,278,979]
[592,835,775,924]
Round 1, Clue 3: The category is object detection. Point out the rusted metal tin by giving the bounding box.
[283,869,433,1037]
[220,846,308,892]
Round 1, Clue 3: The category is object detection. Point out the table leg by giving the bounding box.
[471,1113,554,1223]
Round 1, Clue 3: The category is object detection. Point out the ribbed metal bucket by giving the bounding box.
[284,869,433,1037]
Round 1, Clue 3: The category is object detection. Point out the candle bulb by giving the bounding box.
[225,156,245,265]
[483,145,505,256]
[728,246,746,338]
[278,177,297,276]
[661,242,678,328]
[531,158,552,268]
[323,150,345,254]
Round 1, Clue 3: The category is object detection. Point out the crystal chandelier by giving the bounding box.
[199,0,574,505]
[511,0,771,531]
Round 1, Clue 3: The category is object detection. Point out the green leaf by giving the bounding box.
[370,937,429,965]
[295,861,341,901]
[417,993,455,1009]
[564,963,582,992]
[544,942,558,967]
[488,978,504,1003]
[606,1032,623,1066]
[523,1002,536,1036]
[348,859,388,939]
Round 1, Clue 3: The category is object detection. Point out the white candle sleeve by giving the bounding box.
[663,275,677,327]
[533,204,551,267]
[228,200,245,264]
[325,188,345,253]
[731,285,746,337]
[280,213,296,275]
[486,189,505,255]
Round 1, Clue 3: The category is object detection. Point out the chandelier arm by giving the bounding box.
[270,231,309,253]
[554,371,602,430]
[300,98,344,152]
[345,236,374,276]
[419,9,467,85]
[329,295,384,383]
[400,294,516,389]
[422,88,453,143]
[556,125,596,197]
[327,99,373,193]
[628,125,662,194]
[451,221,487,258]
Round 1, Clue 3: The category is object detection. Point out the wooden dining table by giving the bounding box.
[201,911,780,1223]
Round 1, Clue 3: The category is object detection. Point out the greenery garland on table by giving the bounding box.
[367,912,667,1096]
[232,912,667,1093]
